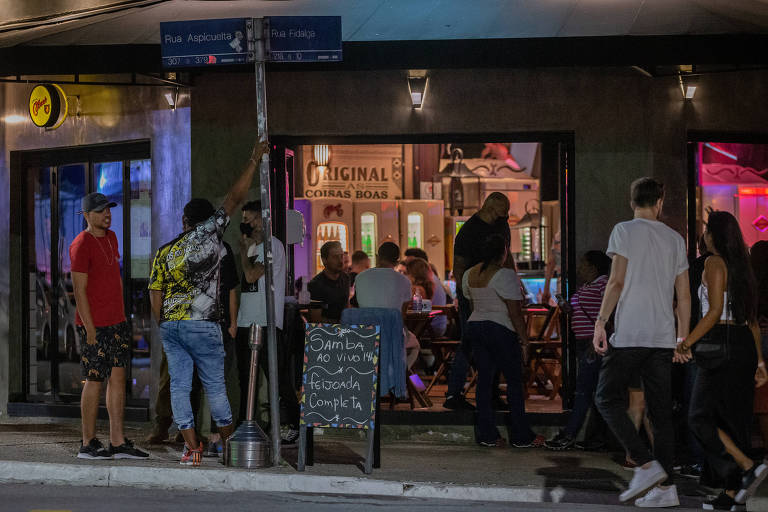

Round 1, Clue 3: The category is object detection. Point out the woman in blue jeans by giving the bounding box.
[462,234,543,448]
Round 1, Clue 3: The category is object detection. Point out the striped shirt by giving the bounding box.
[570,275,608,340]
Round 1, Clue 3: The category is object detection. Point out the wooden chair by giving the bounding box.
[525,305,563,400]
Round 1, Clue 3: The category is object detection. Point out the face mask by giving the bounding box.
[239,222,254,237]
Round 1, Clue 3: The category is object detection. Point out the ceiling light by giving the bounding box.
[408,70,428,109]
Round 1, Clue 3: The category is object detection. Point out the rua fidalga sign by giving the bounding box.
[300,323,380,429]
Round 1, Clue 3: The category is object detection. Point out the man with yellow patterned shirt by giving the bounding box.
[149,140,269,466]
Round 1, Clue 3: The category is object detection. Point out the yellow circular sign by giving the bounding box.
[29,84,68,129]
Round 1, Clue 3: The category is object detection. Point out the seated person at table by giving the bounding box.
[308,241,350,322]
[406,258,447,338]
[348,250,370,287]
[405,249,448,337]
[355,242,420,369]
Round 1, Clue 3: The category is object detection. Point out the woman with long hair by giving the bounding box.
[406,257,435,300]
[462,233,543,448]
[677,211,768,510]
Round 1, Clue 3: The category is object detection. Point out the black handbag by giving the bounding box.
[692,321,730,370]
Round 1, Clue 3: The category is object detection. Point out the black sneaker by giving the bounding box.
[281,428,300,445]
[545,431,575,451]
[735,462,768,504]
[702,492,744,511]
[77,438,113,459]
[574,439,607,451]
[678,463,703,479]
[443,395,475,411]
[109,438,150,459]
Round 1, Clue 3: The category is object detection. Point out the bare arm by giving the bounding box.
[674,270,691,340]
[752,322,768,387]
[71,271,97,345]
[149,289,163,325]
[453,254,468,298]
[239,237,265,284]
[593,254,627,355]
[221,141,270,216]
[681,257,723,349]
[505,299,529,345]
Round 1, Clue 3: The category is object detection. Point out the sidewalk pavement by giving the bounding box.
[0,417,766,510]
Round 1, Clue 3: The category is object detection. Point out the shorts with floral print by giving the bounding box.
[77,321,131,381]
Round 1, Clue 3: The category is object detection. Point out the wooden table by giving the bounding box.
[404,309,446,339]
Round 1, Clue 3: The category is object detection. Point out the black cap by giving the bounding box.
[80,192,117,213]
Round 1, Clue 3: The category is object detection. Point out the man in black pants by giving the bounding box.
[593,177,690,508]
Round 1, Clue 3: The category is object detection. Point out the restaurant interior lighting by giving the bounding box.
[313,144,331,175]
[407,70,428,109]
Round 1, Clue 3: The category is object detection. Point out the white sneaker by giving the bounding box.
[634,485,680,508]
[620,460,669,502]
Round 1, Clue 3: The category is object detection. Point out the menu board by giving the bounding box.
[300,324,380,429]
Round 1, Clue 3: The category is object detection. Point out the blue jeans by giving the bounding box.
[563,340,602,437]
[160,320,233,431]
[467,321,535,444]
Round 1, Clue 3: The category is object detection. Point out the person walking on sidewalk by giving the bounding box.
[462,234,543,448]
[593,177,691,508]
[545,250,611,450]
[676,211,768,511]
[149,140,269,466]
[70,192,150,460]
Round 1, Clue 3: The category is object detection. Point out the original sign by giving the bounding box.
[266,16,342,62]
[160,18,253,68]
[300,323,380,429]
[29,84,68,129]
[301,145,404,199]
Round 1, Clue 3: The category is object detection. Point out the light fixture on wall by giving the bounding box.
[164,88,178,110]
[313,144,331,175]
[677,66,697,100]
[407,70,428,109]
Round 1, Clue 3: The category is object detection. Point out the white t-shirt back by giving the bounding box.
[607,218,688,349]
[462,267,523,333]
[355,267,412,310]
[237,236,286,329]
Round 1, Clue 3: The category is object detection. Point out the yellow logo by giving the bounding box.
[29,84,68,129]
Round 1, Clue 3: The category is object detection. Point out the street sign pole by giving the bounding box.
[252,17,281,467]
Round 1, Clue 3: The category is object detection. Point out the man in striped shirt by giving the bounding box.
[546,251,611,450]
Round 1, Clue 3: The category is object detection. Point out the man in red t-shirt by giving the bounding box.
[70,192,149,460]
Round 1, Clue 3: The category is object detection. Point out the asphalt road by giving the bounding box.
[1,483,706,512]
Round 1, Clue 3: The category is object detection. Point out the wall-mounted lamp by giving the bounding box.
[407,70,428,109]
[677,67,697,100]
[164,88,178,110]
[313,144,331,175]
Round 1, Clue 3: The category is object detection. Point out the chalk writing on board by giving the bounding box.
[300,323,380,429]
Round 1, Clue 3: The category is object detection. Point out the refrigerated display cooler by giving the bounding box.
[293,198,354,278]
[398,200,445,279]
[353,201,399,267]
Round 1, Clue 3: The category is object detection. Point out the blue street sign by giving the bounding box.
[161,18,252,68]
[266,16,342,62]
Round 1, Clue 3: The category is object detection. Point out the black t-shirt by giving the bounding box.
[453,213,511,270]
[219,241,239,327]
[308,271,350,322]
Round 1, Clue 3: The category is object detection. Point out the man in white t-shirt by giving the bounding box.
[355,242,420,368]
[235,201,296,441]
[593,177,691,508]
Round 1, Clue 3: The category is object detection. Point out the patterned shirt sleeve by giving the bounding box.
[197,207,230,240]
[148,247,166,291]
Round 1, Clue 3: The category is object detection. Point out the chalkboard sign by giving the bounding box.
[300,323,380,429]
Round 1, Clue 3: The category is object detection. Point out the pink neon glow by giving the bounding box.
[753,215,768,232]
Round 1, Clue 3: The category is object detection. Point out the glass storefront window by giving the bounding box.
[407,212,422,248]
[360,213,377,266]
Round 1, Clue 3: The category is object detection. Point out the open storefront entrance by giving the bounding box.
[277,133,575,423]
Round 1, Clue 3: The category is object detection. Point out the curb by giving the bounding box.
[0,460,587,504]
[1,460,766,509]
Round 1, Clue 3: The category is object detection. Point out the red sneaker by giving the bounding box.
[180,442,203,466]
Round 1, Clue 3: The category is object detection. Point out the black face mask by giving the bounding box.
[239,222,254,237]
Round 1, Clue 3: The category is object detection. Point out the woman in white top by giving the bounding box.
[462,234,543,448]
[676,211,768,510]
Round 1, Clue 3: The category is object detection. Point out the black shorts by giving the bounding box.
[77,321,131,381]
